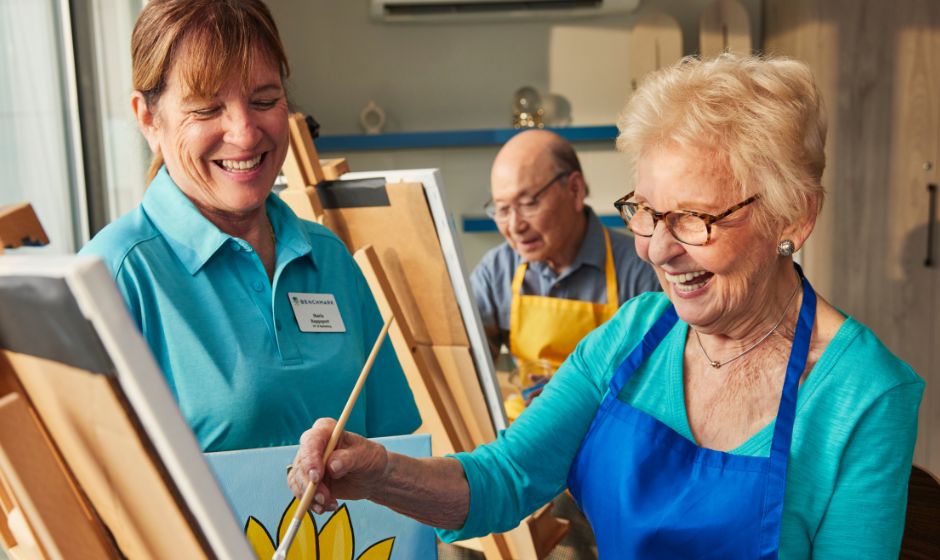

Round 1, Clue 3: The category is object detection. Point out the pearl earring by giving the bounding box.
[777,239,795,257]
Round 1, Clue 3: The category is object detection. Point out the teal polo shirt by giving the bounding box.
[81,167,421,451]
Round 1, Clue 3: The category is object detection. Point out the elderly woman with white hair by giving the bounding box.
[288,54,924,559]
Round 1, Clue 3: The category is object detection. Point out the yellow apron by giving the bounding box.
[509,228,619,375]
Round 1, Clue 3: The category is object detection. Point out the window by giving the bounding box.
[0,0,86,253]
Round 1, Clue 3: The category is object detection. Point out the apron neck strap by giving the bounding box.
[511,259,528,296]
[768,264,815,458]
[758,263,814,553]
[609,305,678,396]
[602,228,618,306]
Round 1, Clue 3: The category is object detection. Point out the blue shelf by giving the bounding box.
[462,214,625,233]
[316,125,618,152]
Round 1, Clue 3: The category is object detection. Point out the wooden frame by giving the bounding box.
[341,168,506,432]
[280,112,350,224]
[0,391,117,559]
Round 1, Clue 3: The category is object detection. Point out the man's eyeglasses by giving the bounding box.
[484,171,570,223]
[614,191,760,246]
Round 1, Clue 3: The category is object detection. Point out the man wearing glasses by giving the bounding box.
[471,130,659,409]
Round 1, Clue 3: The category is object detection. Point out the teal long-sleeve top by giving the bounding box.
[80,167,421,452]
[439,292,924,558]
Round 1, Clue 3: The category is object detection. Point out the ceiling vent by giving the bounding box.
[371,0,641,23]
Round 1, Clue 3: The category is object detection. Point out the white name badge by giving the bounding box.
[288,292,347,333]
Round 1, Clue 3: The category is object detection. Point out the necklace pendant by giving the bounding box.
[710,360,721,368]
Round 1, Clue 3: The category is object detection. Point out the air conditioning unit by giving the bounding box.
[370,0,642,23]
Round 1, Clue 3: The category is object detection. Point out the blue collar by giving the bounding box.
[141,166,315,275]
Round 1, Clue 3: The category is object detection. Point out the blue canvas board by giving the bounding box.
[206,434,436,560]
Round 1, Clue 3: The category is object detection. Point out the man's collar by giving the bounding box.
[528,206,605,279]
[141,167,315,275]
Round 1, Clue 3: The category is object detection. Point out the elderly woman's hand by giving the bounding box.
[288,418,389,513]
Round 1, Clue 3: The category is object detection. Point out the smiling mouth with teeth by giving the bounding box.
[665,270,714,292]
[216,153,264,172]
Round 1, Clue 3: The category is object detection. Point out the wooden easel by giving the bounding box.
[281,114,570,559]
[0,363,119,560]
[0,350,215,559]
[0,203,49,253]
[355,245,569,560]
[356,245,477,454]
[0,203,243,558]
[279,113,349,223]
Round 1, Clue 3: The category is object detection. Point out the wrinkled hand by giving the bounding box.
[287,418,389,514]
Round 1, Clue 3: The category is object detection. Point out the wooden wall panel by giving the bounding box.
[764,0,940,476]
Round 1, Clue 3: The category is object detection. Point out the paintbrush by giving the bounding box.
[273,315,394,560]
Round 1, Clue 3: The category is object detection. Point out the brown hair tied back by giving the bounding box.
[130,0,290,183]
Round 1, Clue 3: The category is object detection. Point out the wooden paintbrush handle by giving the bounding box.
[292,315,394,521]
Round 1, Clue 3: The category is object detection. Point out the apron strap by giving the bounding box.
[769,265,814,459]
[508,261,527,360]
[609,304,678,397]
[602,228,619,307]
[511,260,528,297]
[759,264,815,557]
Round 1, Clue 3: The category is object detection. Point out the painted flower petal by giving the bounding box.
[357,537,395,560]
[244,516,275,559]
[276,497,319,560]
[318,504,354,560]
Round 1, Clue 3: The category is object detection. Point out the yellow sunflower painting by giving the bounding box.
[204,435,433,559]
[244,498,395,560]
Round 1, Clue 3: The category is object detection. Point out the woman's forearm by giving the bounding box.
[373,454,470,529]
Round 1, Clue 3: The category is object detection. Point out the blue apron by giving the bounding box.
[568,270,815,559]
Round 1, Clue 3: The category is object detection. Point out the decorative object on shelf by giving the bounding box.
[512,86,545,129]
[359,100,387,135]
[540,93,572,127]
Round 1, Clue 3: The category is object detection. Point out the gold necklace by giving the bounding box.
[693,280,801,369]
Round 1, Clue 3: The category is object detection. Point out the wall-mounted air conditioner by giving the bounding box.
[370,0,642,23]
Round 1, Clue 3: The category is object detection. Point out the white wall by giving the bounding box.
[267,0,762,268]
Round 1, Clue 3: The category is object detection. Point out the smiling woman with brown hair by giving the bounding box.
[80,0,420,453]
[289,54,924,559]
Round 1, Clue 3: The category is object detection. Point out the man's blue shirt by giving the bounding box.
[470,207,661,355]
